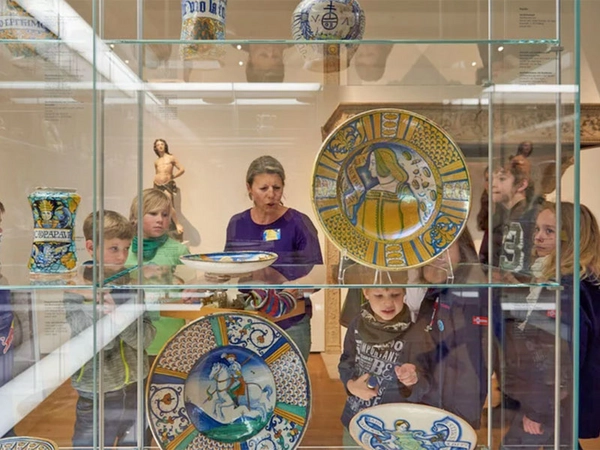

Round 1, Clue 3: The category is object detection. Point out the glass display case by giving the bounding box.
[0,0,594,448]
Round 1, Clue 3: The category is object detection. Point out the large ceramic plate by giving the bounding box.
[312,109,470,270]
[147,312,311,450]
[179,251,278,274]
[0,437,59,450]
[349,403,477,450]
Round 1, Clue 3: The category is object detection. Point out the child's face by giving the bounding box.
[102,238,131,269]
[491,170,521,207]
[142,207,170,238]
[85,237,131,270]
[534,208,557,257]
[363,288,405,323]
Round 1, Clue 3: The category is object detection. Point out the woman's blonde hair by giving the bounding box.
[129,188,171,224]
[538,201,600,281]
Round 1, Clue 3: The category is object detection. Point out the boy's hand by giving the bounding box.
[395,364,418,386]
[522,415,543,435]
[347,374,378,401]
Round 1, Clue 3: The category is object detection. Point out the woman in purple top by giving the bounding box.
[224,155,323,360]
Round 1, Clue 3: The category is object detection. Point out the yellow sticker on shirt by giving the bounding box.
[263,229,281,241]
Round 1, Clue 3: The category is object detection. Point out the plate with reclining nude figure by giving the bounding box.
[180,251,278,274]
[312,108,471,270]
[349,403,478,450]
[147,312,311,450]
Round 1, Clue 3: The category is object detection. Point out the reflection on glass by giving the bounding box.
[0,200,16,437]
[352,44,392,82]
[242,44,288,83]
[0,0,57,59]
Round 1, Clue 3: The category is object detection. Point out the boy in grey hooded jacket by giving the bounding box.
[64,211,156,447]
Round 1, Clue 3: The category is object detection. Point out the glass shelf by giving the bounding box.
[0,263,562,290]
[0,39,570,90]
[0,0,584,447]
[0,39,562,45]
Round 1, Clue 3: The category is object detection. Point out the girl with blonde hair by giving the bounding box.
[126,188,190,357]
[500,201,600,448]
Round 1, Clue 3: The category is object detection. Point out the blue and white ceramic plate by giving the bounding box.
[180,251,278,274]
[349,403,477,450]
[0,437,59,450]
[312,108,471,270]
[147,312,311,450]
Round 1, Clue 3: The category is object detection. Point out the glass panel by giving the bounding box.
[0,0,584,448]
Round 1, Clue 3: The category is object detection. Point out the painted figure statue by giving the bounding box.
[153,139,185,235]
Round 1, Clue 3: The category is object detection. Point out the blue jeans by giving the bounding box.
[72,382,145,448]
[283,315,311,361]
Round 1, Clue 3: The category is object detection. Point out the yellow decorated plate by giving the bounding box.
[312,108,471,270]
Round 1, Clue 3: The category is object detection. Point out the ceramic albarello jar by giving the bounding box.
[28,188,80,274]
[180,0,228,69]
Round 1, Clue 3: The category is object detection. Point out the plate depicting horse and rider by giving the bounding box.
[147,312,311,450]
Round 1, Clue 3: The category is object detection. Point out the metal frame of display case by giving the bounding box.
[0,0,586,448]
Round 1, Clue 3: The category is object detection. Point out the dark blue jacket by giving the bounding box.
[416,286,488,429]
[578,279,600,439]
[0,289,14,388]
[500,276,600,439]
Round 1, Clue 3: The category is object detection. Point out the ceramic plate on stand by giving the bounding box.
[180,251,278,274]
[312,108,471,270]
[349,403,478,450]
[147,312,311,450]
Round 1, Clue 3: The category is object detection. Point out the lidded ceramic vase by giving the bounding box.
[291,0,365,72]
[28,188,80,274]
[180,0,228,69]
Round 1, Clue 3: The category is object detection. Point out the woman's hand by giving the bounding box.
[395,364,418,386]
[182,289,200,304]
[347,374,378,401]
[522,415,544,435]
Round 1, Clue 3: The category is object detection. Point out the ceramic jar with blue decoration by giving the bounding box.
[28,188,80,274]
[0,0,58,59]
[180,0,228,69]
[291,0,365,72]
